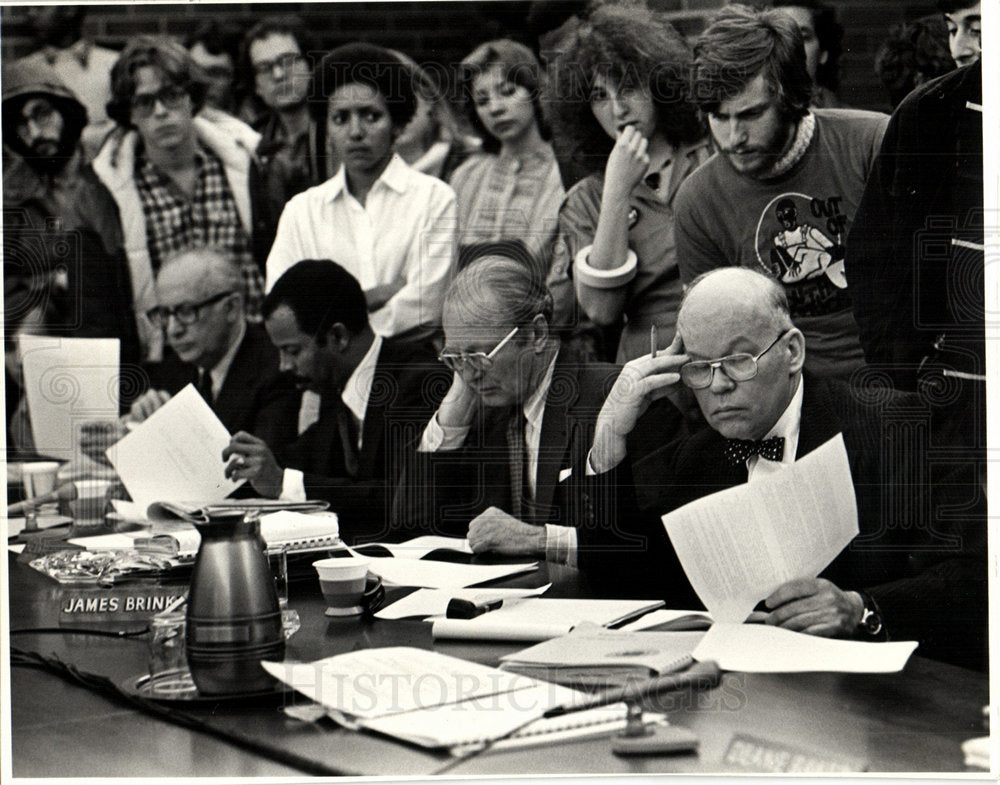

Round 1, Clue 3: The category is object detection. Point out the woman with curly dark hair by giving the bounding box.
[543,6,710,361]
[450,39,564,276]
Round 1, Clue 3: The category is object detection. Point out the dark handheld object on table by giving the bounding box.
[446,598,503,619]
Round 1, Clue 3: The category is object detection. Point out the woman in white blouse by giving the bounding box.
[266,42,457,342]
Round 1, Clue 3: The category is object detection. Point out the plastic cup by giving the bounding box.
[21,461,60,531]
[313,557,371,617]
[68,479,111,531]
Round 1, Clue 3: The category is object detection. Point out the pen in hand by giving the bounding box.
[650,324,658,359]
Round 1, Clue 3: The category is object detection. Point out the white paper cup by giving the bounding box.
[313,557,371,616]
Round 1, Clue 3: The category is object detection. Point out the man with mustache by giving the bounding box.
[674,4,888,381]
[223,260,443,543]
[2,58,140,401]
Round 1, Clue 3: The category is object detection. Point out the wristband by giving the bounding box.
[574,245,638,289]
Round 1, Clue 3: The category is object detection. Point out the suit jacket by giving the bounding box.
[393,348,621,541]
[580,374,986,670]
[145,324,299,454]
[276,339,446,544]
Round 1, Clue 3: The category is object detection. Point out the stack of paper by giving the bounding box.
[261,647,630,753]
[500,626,703,687]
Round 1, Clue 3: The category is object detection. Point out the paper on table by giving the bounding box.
[662,434,858,623]
[430,598,664,641]
[107,384,244,512]
[261,647,543,720]
[375,584,551,620]
[355,536,473,559]
[364,556,537,589]
[19,336,119,461]
[692,623,917,673]
[619,608,714,631]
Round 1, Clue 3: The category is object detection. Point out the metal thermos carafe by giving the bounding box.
[185,511,285,695]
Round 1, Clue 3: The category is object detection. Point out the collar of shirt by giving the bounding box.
[324,153,410,203]
[43,38,92,68]
[340,334,383,439]
[746,375,804,475]
[205,320,246,400]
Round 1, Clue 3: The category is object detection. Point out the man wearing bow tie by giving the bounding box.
[582,267,984,669]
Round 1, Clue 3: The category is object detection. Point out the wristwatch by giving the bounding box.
[857,592,883,636]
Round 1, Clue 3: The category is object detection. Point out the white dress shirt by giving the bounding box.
[280,336,383,501]
[419,351,577,565]
[204,321,246,400]
[745,376,803,481]
[266,155,458,338]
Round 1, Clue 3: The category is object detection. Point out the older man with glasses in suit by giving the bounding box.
[579,267,986,670]
[393,255,621,563]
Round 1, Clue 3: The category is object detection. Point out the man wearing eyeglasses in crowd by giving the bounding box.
[123,247,298,456]
[221,259,442,543]
[92,36,262,364]
[393,256,620,563]
[580,267,985,669]
[242,17,323,270]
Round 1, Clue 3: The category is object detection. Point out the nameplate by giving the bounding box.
[58,586,188,622]
[723,733,866,773]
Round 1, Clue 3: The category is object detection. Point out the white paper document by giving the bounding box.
[430,598,664,641]
[619,608,714,631]
[375,584,551,620]
[261,647,592,751]
[692,623,918,673]
[364,556,537,589]
[354,536,473,559]
[662,434,858,623]
[108,384,244,512]
[19,336,119,460]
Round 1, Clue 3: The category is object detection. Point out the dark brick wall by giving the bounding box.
[2,1,944,113]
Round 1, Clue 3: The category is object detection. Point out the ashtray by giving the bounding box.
[120,669,289,705]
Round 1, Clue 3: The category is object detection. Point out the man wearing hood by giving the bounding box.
[2,57,140,373]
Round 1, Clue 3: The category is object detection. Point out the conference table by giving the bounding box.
[6,544,990,778]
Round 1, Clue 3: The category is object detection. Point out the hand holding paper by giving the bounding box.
[661,434,858,623]
[108,384,244,511]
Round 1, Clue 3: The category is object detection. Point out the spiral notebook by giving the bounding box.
[73,510,340,559]
[262,647,650,753]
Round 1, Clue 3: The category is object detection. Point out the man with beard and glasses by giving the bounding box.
[674,4,888,381]
[222,260,444,544]
[2,58,141,400]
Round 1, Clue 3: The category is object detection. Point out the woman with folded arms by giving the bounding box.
[449,40,564,281]
[543,6,710,361]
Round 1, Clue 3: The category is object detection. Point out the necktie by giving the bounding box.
[506,408,530,521]
[196,369,213,404]
[723,436,785,467]
[337,404,360,478]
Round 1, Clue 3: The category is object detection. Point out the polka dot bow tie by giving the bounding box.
[724,436,785,466]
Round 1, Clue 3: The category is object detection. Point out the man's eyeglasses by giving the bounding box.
[438,326,519,373]
[252,52,306,78]
[146,291,234,327]
[679,331,788,389]
[131,85,190,119]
